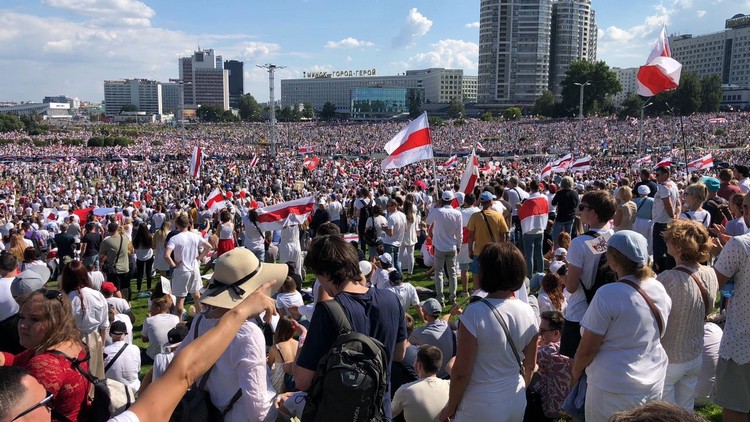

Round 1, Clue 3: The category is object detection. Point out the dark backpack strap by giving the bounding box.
[619,279,664,336]
[674,267,712,317]
[480,211,496,243]
[321,299,353,335]
[479,299,524,376]
[221,389,243,416]
[46,349,99,384]
[104,343,129,373]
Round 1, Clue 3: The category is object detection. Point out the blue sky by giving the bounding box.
[0,0,747,104]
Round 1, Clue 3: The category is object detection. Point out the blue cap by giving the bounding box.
[700,176,720,193]
[607,230,649,267]
[479,191,496,202]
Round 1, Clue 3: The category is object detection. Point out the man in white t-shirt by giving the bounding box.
[104,321,141,392]
[561,190,616,358]
[504,177,529,247]
[392,345,450,422]
[101,282,135,323]
[457,194,480,296]
[383,199,407,272]
[327,194,343,231]
[164,215,213,318]
[652,166,680,273]
[0,253,21,354]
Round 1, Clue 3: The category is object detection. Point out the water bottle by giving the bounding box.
[721,282,735,298]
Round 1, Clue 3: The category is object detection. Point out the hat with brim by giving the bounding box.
[200,248,287,309]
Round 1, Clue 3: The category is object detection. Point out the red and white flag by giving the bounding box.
[228,163,238,175]
[189,146,204,178]
[708,117,727,124]
[635,155,652,165]
[551,153,573,173]
[570,156,592,172]
[298,146,316,154]
[382,112,433,170]
[443,155,458,168]
[256,196,316,231]
[637,26,682,97]
[459,150,480,195]
[476,142,486,152]
[654,157,672,169]
[540,162,553,179]
[204,188,226,212]
[303,156,320,171]
[687,154,714,172]
[249,155,259,168]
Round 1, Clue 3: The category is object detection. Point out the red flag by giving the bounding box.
[189,146,203,178]
[256,196,316,231]
[72,207,95,222]
[551,154,573,173]
[687,154,714,172]
[381,112,433,170]
[708,118,727,123]
[298,146,316,154]
[459,150,480,195]
[304,156,320,171]
[476,142,486,152]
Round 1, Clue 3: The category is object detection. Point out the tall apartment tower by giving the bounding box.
[477,0,553,105]
[549,0,597,96]
[224,60,244,108]
[103,79,163,117]
[178,49,230,110]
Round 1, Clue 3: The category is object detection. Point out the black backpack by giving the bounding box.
[47,350,112,422]
[580,231,618,304]
[358,199,374,230]
[706,197,733,225]
[363,216,382,247]
[170,316,242,422]
[302,300,388,422]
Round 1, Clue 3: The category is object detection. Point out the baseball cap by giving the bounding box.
[110,321,128,336]
[455,192,465,206]
[441,191,455,202]
[379,253,393,265]
[101,282,118,293]
[637,185,650,196]
[420,298,442,317]
[479,191,496,202]
[317,198,326,205]
[554,248,567,257]
[165,324,189,349]
[700,176,720,193]
[359,260,373,276]
[10,266,51,297]
[549,260,566,276]
[607,230,649,267]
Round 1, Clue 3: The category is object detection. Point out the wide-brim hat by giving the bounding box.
[200,248,287,309]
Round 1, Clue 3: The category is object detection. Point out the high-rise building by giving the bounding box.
[224,60,244,108]
[478,0,597,106]
[178,49,230,110]
[478,0,553,105]
[670,14,750,87]
[549,0,597,97]
[103,79,162,117]
[611,67,638,107]
[160,82,182,114]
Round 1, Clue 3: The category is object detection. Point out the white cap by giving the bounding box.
[441,191,455,202]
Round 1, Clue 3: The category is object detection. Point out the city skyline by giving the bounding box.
[0,0,747,104]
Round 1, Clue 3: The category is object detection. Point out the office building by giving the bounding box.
[0,103,71,119]
[224,60,244,108]
[670,14,750,87]
[463,76,478,102]
[550,0,597,96]
[281,68,473,116]
[160,82,182,114]
[178,48,230,110]
[611,67,638,107]
[103,79,162,117]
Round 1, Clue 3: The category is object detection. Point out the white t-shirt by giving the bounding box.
[386,282,420,311]
[581,276,672,393]
[680,209,711,228]
[104,341,141,392]
[107,313,133,346]
[565,228,612,322]
[89,271,105,291]
[384,211,407,247]
[653,181,680,224]
[166,231,204,272]
[713,232,750,364]
[106,296,131,315]
[328,201,343,221]
[391,376,450,422]
[275,291,304,315]
[372,268,396,289]
[68,287,110,335]
[142,313,180,359]
[0,276,19,321]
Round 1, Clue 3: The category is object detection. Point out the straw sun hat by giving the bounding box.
[200,248,287,309]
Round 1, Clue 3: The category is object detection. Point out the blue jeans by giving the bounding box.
[383,243,400,272]
[552,220,574,248]
[523,233,544,279]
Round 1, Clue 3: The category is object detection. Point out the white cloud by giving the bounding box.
[406,39,478,70]
[465,21,479,28]
[391,8,432,49]
[42,0,156,26]
[43,39,74,53]
[239,41,281,63]
[324,37,374,49]
[696,10,707,18]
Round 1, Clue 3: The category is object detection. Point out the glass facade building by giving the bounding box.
[350,88,412,120]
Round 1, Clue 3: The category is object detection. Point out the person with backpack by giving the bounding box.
[679,183,711,229]
[293,234,408,421]
[355,187,375,257]
[561,190,617,358]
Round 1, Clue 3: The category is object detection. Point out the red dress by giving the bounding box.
[3,349,91,422]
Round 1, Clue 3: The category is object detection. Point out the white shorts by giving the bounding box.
[171,267,201,298]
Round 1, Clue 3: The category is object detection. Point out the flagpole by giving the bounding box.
[431,156,439,198]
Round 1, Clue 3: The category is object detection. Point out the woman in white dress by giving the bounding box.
[399,195,420,275]
[152,221,172,277]
[278,224,302,278]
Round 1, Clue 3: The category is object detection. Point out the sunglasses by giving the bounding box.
[578,204,591,211]
[36,289,63,300]
[11,390,54,421]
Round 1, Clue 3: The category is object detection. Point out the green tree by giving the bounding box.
[503,107,521,120]
[302,102,315,119]
[196,105,223,122]
[428,116,445,127]
[617,93,644,119]
[560,60,622,117]
[238,94,263,121]
[277,105,293,122]
[700,74,723,113]
[407,89,422,118]
[221,110,238,122]
[120,104,138,112]
[670,72,702,115]
[532,90,556,116]
[448,97,465,119]
[0,114,24,132]
[321,102,336,120]
[480,112,494,121]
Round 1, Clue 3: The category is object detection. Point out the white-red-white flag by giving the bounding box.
[443,155,458,168]
[708,117,727,124]
[189,146,204,178]
[551,153,573,173]
[637,26,682,97]
[382,112,433,170]
[204,188,226,212]
[540,162,553,179]
[635,155,652,165]
[255,196,316,231]
[654,157,672,169]
[304,156,320,171]
[249,155,259,168]
[476,142,486,152]
[298,146,316,154]
[459,150,480,195]
[687,154,714,172]
[570,156,592,172]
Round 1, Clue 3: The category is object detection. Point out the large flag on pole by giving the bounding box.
[255,196,316,231]
[637,26,682,97]
[635,155,652,165]
[382,112,433,170]
[570,156,592,172]
[540,162,553,179]
[458,150,479,195]
[654,157,672,169]
[551,154,573,173]
[189,146,203,178]
[687,154,714,172]
[203,188,226,212]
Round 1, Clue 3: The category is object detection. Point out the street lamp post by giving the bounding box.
[573,81,591,119]
[637,99,653,157]
[257,64,286,156]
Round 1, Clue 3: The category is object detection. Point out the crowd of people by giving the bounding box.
[0,112,749,422]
